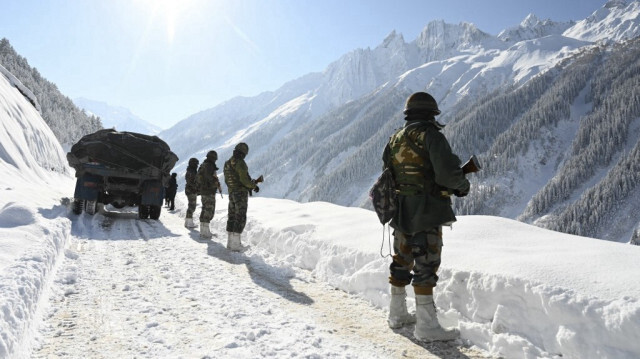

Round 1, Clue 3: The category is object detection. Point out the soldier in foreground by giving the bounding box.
[223,142,260,251]
[383,92,470,342]
[196,151,221,239]
[184,157,199,228]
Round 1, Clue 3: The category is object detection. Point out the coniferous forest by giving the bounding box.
[0,38,102,147]
[447,38,640,242]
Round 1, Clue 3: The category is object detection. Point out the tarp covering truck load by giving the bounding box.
[67,129,179,219]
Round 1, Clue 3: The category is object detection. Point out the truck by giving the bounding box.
[67,129,179,220]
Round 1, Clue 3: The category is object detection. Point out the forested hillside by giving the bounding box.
[0,38,102,147]
[160,1,640,243]
[448,38,640,242]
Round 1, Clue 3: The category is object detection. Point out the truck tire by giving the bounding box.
[138,205,149,219]
[73,199,84,215]
[149,205,161,220]
[85,200,97,215]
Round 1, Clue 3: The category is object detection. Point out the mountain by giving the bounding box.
[564,0,640,42]
[497,14,573,42]
[447,38,640,243]
[160,0,640,244]
[0,39,102,148]
[73,97,162,135]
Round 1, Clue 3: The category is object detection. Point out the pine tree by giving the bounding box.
[0,38,102,147]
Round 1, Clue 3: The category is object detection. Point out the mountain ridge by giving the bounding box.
[157,1,640,244]
[73,97,162,135]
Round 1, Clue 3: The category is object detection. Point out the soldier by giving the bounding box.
[223,142,259,251]
[196,151,221,239]
[167,173,178,211]
[382,92,470,342]
[184,157,199,228]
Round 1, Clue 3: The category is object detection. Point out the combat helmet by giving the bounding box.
[234,142,249,155]
[404,92,441,115]
[206,150,217,161]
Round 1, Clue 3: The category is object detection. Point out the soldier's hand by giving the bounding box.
[254,186,260,193]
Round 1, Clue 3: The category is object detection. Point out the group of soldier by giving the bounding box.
[181,142,259,252]
[168,92,470,343]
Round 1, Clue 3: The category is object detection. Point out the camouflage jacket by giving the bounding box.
[184,165,198,195]
[382,119,470,233]
[224,156,256,193]
[196,159,220,196]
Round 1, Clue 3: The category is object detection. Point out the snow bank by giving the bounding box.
[209,197,640,359]
[0,66,75,358]
[0,186,72,357]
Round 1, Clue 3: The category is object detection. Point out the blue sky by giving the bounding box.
[1,0,608,129]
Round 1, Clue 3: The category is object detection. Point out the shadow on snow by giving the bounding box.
[187,230,315,306]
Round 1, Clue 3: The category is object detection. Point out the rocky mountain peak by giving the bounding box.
[498,14,572,42]
[605,0,629,9]
[380,30,405,49]
[521,13,540,27]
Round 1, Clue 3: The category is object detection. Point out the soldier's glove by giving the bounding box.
[254,186,260,193]
[453,189,468,197]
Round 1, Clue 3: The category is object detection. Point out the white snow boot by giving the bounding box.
[185,217,196,228]
[226,232,234,249]
[388,285,416,328]
[199,222,212,239]
[227,232,244,252]
[414,295,459,342]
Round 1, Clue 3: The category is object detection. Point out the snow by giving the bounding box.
[3,29,640,359]
[563,0,640,42]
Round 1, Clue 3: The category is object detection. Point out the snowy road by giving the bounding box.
[32,206,491,358]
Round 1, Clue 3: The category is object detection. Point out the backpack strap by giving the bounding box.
[401,122,440,196]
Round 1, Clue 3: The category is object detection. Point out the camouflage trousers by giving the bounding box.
[226,190,248,234]
[389,226,443,295]
[199,194,216,223]
[186,193,198,219]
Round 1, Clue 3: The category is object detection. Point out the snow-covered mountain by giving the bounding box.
[497,14,573,42]
[161,0,640,243]
[563,0,640,42]
[74,97,162,135]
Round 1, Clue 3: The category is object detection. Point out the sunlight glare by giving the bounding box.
[134,0,201,44]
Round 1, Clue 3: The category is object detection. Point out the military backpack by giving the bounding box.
[369,167,397,225]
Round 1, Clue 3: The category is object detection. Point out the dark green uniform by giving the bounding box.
[196,159,220,223]
[224,155,257,234]
[185,163,198,219]
[383,117,469,294]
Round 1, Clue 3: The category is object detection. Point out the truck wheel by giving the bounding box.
[85,200,97,215]
[149,205,161,220]
[73,199,84,215]
[138,205,149,219]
